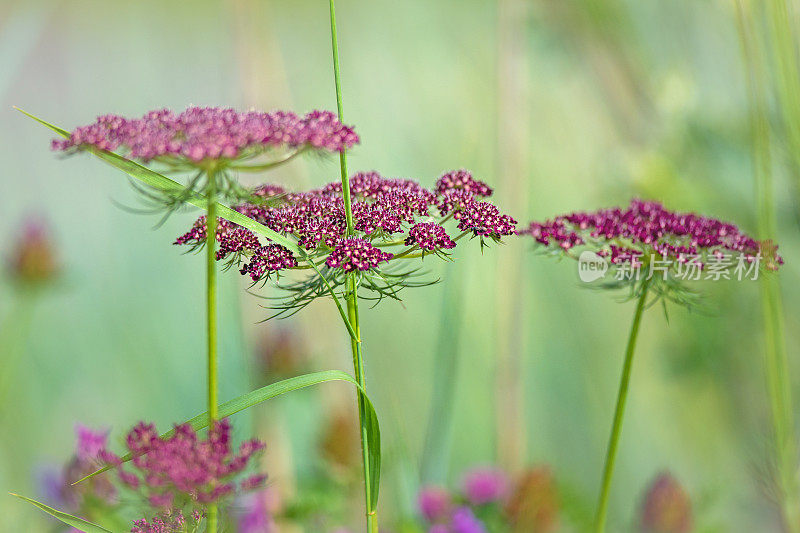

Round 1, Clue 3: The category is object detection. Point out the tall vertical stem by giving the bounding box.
[206,168,219,533]
[495,0,531,473]
[735,2,800,529]
[593,279,650,533]
[328,2,378,531]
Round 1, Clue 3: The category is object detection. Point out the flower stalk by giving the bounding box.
[205,166,220,533]
[328,1,379,531]
[593,276,651,533]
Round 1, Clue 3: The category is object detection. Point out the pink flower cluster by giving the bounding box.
[325,238,394,272]
[175,170,517,281]
[52,107,359,162]
[418,468,509,533]
[405,222,457,251]
[101,419,266,510]
[132,510,202,533]
[522,198,781,266]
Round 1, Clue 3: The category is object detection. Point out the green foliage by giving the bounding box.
[9,493,118,533]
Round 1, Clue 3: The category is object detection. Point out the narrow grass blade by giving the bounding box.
[9,493,117,533]
[73,370,381,507]
[13,108,301,254]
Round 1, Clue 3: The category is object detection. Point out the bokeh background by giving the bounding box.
[1,0,799,531]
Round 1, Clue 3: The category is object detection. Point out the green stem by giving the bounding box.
[593,278,650,533]
[206,168,219,533]
[328,2,378,531]
[735,3,800,529]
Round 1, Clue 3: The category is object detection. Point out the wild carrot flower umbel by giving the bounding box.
[101,419,266,518]
[521,198,778,533]
[52,107,358,164]
[522,199,781,297]
[174,169,516,313]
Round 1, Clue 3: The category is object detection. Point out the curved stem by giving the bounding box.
[328,2,378,531]
[593,278,650,533]
[206,169,219,533]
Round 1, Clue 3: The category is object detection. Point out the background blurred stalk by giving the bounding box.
[735,2,800,530]
[328,2,378,530]
[764,0,800,213]
[420,269,464,484]
[494,0,531,474]
[0,291,36,412]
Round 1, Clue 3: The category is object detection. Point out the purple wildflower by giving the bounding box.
[102,419,266,509]
[418,487,452,522]
[461,467,509,505]
[131,510,196,533]
[237,489,278,533]
[405,222,457,251]
[522,199,781,268]
[450,507,487,533]
[60,426,116,509]
[436,169,493,197]
[52,107,359,162]
[325,238,393,272]
[457,202,517,237]
[174,170,516,287]
[75,424,108,461]
[240,244,298,281]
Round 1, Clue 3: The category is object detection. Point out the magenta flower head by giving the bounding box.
[52,107,358,163]
[461,467,509,505]
[325,238,394,272]
[132,510,202,533]
[521,199,782,302]
[174,169,516,316]
[51,107,359,210]
[75,424,109,462]
[101,419,266,517]
[418,486,452,522]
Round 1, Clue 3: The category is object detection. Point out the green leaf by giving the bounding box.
[74,370,381,510]
[14,107,302,255]
[9,493,118,533]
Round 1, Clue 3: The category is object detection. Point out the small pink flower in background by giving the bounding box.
[418,486,452,522]
[639,472,692,533]
[461,467,509,505]
[75,424,108,461]
[7,218,60,285]
[237,488,280,533]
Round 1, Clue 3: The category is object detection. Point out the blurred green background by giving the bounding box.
[1,0,799,531]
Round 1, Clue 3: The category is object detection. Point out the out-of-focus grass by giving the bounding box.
[1,0,799,530]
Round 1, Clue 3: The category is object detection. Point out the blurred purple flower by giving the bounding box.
[418,486,452,522]
[102,418,266,509]
[450,507,487,533]
[237,488,279,533]
[640,472,692,533]
[75,424,108,461]
[7,218,60,285]
[461,467,509,505]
